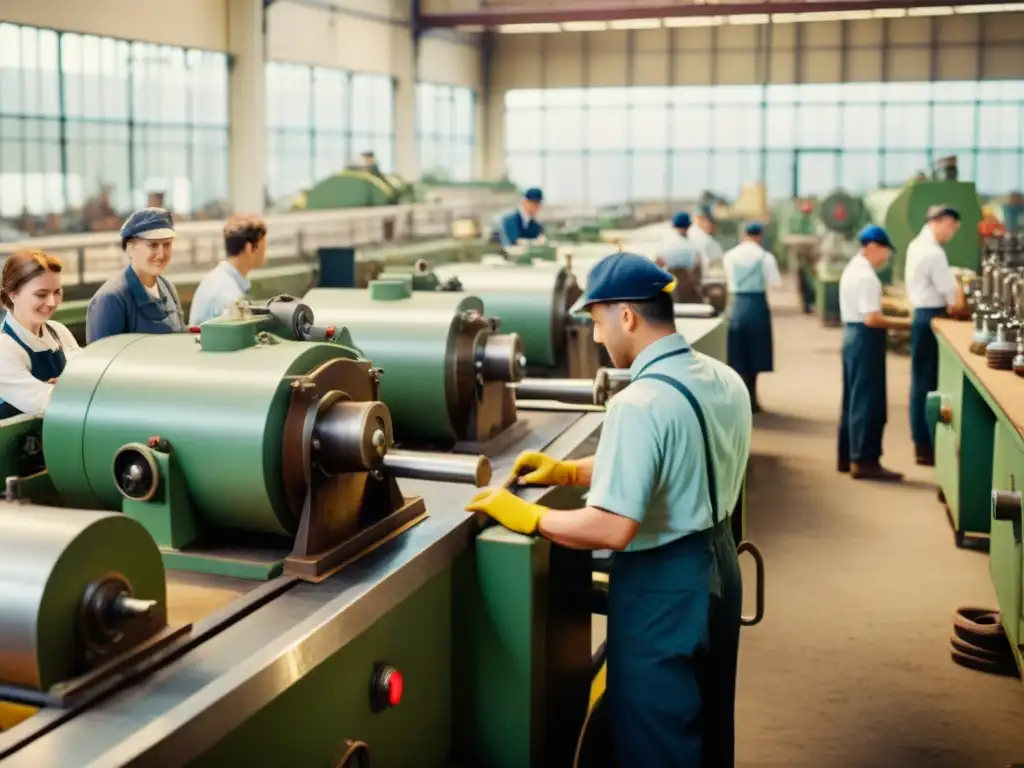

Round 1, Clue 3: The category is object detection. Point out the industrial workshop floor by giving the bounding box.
[592,284,1024,768]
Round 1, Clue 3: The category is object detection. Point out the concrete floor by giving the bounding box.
[593,285,1024,768]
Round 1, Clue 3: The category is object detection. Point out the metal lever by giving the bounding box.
[738,540,765,627]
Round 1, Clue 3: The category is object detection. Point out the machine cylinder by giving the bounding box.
[303,287,513,442]
[43,333,365,536]
[382,450,492,486]
[479,333,527,383]
[513,367,631,407]
[313,400,391,475]
[0,506,166,691]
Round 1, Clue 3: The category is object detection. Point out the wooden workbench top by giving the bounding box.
[933,318,1024,439]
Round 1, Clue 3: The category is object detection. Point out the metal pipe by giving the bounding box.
[514,377,597,405]
[382,450,492,487]
[674,303,715,319]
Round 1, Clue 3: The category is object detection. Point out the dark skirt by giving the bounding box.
[727,292,774,375]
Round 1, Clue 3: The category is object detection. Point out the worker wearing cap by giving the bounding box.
[466,251,751,766]
[86,207,186,343]
[190,214,268,326]
[496,187,545,250]
[837,225,906,483]
[904,205,963,467]
[688,205,724,266]
[722,222,782,412]
[654,211,708,304]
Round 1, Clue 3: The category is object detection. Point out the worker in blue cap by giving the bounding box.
[466,251,751,767]
[494,187,545,251]
[904,204,964,467]
[689,204,724,266]
[86,207,186,343]
[654,211,708,304]
[837,224,906,482]
[722,221,782,412]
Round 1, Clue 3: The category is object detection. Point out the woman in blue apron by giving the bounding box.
[723,222,782,412]
[0,250,81,418]
[836,226,904,482]
[86,207,186,344]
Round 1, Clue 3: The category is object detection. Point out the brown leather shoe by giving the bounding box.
[915,444,935,467]
[851,462,904,482]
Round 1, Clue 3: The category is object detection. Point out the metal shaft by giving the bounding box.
[673,303,715,319]
[382,450,492,487]
[514,377,597,405]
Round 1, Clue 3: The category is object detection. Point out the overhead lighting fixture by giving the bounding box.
[664,15,724,27]
[457,25,485,32]
[728,13,770,25]
[497,23,560,34]
[560,21,608,32]
[955,2,1024,9]
[872,8,907,17]
[908,5,954,14]
[609,18,663,30]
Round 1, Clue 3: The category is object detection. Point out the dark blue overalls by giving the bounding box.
[909,307,947,452]
[607,348,743,767]
[727,252,773,407]
[0,320,67,419]
[837,322,888,466]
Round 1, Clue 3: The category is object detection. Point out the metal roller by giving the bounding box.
[382,450,492,486]
[0,506,166,691]
[673,303,716,319]
[514,368,631,407]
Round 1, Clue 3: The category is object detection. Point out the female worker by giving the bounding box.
[86,207,186,343]
[722,221,782,412]
[0,250,82,418]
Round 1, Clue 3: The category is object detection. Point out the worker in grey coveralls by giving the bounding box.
[466,251,752,767]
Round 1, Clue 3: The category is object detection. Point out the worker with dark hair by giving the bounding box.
[190,214,269,325]
[86,207,185,343]
[466,251,751,767]
[837,225,905,482]
[722,221,782,412]
[655,211,707,304]
[904,204,963,467]
[496,187,545,249]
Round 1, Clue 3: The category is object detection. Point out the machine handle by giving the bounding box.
[992,489,1022,522]
[737,540,765,627]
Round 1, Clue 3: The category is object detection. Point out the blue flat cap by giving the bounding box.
[571,252,676,313]
[744,221,764,236]
[523,188,544,203]
[672,211,691,229]
[927,204,960,221]
[858,224,894,250]
[120,207,176,241]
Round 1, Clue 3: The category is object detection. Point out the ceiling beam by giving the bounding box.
[418,0,1008,27]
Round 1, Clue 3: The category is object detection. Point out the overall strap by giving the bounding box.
[0,316,34,357]
[734,252,766,293]
[633,346,690,379]
[634,371,720,527]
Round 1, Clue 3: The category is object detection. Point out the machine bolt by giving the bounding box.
[371,429,387,457]
[311,438,321,451]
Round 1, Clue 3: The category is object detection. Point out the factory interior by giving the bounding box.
[2,0,1024,765]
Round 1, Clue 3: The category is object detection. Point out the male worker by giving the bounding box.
[904,205,963,467]
[722,222,782,413]
[837,225,906,482]
[189,214,268,326]
[654,211,708,303]
[688,204,724,266]
[466,251,751,767]
[496,187,545,250]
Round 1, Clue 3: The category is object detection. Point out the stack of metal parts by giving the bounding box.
[966,233,1024,374]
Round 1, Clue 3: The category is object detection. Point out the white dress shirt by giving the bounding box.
[904,225,957,309]
[0,313,81,414]
[722,241,782,294]
[839,253,883,323]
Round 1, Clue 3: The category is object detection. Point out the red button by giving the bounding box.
[387,669,403,706]
[325,326,336,339]
[188,326,201,334]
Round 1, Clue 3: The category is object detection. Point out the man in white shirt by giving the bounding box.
[655,212,708,303]
[904,205,962,467]
[190,214,268,326]
[837,225,907,482]
[688,206,724,266]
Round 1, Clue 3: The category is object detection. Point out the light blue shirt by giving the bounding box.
[722,241,782,294]
[656,232,708,271]
[189,260,251,326]
[587,333,752,552]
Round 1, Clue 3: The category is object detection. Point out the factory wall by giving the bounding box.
[488,11,1024,205]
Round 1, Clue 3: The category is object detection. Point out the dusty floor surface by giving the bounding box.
[593,285,1024,768]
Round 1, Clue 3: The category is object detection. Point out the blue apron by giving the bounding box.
[727,255,773,376]
[909,307,947,449]
[606,348,743,767]
[0,320,67,419]
[837,323,887,465]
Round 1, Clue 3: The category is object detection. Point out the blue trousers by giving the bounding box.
[838,323,888,464]
[607,521,742,767]
[727,293,773,376]
[910,308,947,449]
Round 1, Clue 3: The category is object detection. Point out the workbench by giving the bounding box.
[931,318,1024,675]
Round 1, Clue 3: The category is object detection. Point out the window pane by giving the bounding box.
[976,151,1021,195]
[670,151,710,199]
[978,104,1020,149]
[505,108,541,151]
[506,153,543,192]
[841,104,881,150]
[631,106,668,151]
[544,154,585,204]
[795,152,838,198]
[840,151,881,195]
[883,105,929,150]
[765,105,795,149]
[586,153,629,206]
[882,151,929,187]
[798,104,840,148]
[713,106,761,150]
[586,107,628,150]
[545,107,583,151]
[632,152,668,201]
[669,105,711,149]
[932,103,974,148]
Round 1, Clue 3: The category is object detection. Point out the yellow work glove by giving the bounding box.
[511,450,579,486]
[466,488,548,535]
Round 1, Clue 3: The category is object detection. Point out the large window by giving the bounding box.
[505,83,1024,205]
[416,82,476,181]
[266,63,394,203]
[0,22,229,235]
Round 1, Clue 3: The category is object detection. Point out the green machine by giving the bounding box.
[0,297,613,766]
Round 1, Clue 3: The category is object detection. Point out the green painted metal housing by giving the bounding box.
[304,170,413,209]
[303,285,485,443]
[43,328,361,537]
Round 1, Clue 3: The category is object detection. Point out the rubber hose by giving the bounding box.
[950,647,1020,679]
[953,607,1009,654]
[950,632,1011,663]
